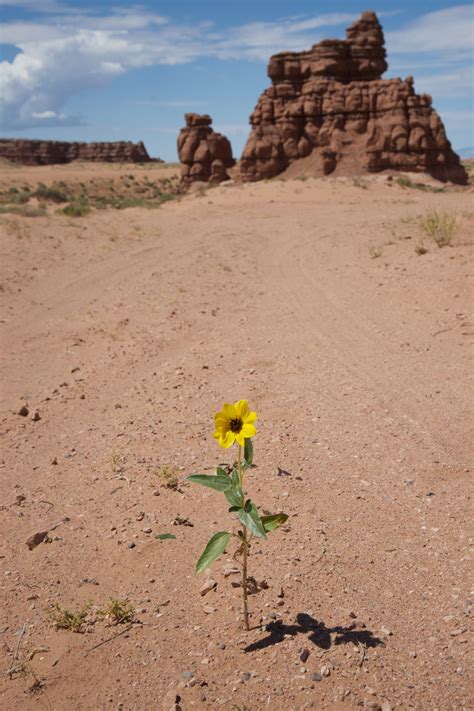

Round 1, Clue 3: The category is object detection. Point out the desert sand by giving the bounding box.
[0,163,472,710]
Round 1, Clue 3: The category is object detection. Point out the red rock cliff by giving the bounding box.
[177,113,234,185]
[0,139,153,165]
[240,11,467,184]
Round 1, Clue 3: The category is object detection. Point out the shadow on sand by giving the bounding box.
[244,612,384,653]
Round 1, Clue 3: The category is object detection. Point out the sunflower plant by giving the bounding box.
[188,399,288,631]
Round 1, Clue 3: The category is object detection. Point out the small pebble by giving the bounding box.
[127,542,136,549]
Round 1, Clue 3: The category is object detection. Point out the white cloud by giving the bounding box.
[0,4,472,130]
[386,5,474,54]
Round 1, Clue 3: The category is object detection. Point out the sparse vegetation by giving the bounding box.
[0,205,46,217]
[415,242,428,255]
[99,598,135,624]
[47,602,91,632]
[35,183,69,203]
[155,464,179,490]
[419,209,459,247]
[369,243,383,259]
[62,200,91,217]
[394,175,447,193]
[352,177,368,189]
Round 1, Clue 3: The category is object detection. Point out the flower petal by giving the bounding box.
[241,423,256,438]
[235,399,249,419]
[244,410,258,424]
[235,432,245,447]
[214,415,229,428]
[220,431,235,448]
[223,403,237,419]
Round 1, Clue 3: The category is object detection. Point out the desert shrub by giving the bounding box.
[0,205,46,217]
[5,188,30,205]
[419,210,459,247]
[35,184,69,203]
[48,602,90,632]
[395,176,446,193]
[100,598,135,624]
[62,200,90,217]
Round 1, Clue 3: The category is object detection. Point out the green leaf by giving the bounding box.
[243,438,253,469]
[223,469,244,508]
[196,532,230,574]
[187,472,231,493]
[261,513,289,532]
[238,501,267,539]
[155,533,176,540]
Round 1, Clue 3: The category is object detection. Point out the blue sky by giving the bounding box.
[0,1,473,160]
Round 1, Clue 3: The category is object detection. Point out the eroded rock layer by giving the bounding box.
[0,139,153,165]
[178,114,234,185]
[240,11,467,184]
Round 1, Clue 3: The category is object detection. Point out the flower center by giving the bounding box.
[229,417,243,433]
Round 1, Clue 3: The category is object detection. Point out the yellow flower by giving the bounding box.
[213,399,258,448]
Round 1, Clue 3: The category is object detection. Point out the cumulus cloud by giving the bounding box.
[0,3,472,130]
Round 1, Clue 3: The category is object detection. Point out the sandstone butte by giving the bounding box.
[177,113,235,185]
[0,138,154,165]
[240,10,468,184]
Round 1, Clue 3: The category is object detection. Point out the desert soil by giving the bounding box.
[0,163,472,711]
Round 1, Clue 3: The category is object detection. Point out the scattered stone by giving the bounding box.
[223,566,240,577]
[380,626,393,636]
[181,671,193,680]
[136,512,145,521]
[18,405,29,417]
[320,665,331,677]
[51,458,58,465]
[26,532,48,550]
[381,702,392,711]
[14,494,26,506]
[142,527,152,534]
[300,648,310,663]
[31,411,41,422]
[203,605,216,614]
[127,542,136,549]
[200,579,217,596]
[152,490,161,496]
[277,587,284,598]
[173,516,193,527]
[311,672,322,682]
[241,672,252,682]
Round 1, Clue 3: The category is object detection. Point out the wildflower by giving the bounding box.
[213,399,257,448]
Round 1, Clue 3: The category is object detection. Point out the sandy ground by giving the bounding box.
[0,164,473,711]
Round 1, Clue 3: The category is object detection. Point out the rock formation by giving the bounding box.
[0,139,154,165]
[240,11,467,184]
[178,114,234,184]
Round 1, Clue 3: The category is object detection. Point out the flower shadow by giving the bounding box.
[244,613,384,653]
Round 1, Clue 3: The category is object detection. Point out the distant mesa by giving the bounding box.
[177,113,235,185]
[240,11,467,184]
[0,138,159,165]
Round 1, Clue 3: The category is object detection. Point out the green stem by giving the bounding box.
[242,527,250,631]
[237,444,250,630]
